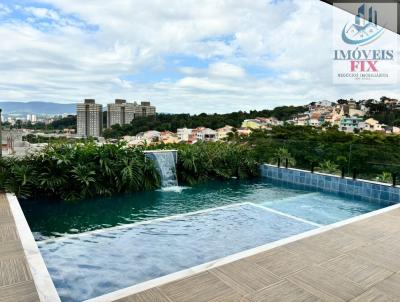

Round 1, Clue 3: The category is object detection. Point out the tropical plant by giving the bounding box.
[176,142,259,185]
[317,160,339,174]
[376,172,392,183]
[271,147,296,167]
[0,141,260,201]
[0,142,161,201]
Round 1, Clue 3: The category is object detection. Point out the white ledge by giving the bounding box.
[7,194,61,302]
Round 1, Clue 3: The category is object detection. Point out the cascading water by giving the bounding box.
[145,151,178,187]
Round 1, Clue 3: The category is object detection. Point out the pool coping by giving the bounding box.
[6,193,61,302]
[84,200,400,302]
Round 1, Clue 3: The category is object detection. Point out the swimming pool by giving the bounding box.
[21,179,394,302]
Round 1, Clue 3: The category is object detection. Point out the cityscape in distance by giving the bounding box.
[1,95,399,156]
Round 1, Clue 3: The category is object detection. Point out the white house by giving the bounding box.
[177,128,193,142]
[197,128,217,141]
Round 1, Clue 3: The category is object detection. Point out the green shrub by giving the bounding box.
[176,142,259,185]
[0,143,160,201]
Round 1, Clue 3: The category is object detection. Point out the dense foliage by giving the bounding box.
[49,115,77,130]
[10,115,77,131]
[360,97,400,126]
[369,107,400,127]
[176,142,259,185]
[22,134,90,144]
[103,106,306,138]
[0,141,259,201]
[242,125,400,178]
[0,143,160,201]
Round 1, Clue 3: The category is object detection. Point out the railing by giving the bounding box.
[266,138,400,187]
[264,138,400,184]
[275,158,398,187]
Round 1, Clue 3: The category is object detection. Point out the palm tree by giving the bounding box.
[272,147,296,167]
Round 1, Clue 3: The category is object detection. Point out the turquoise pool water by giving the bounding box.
[22,179,310,241]
[21,179,393,302]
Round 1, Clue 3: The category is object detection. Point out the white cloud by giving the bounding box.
[0,0,398,114]
[24,7,60,21]
[208,62,245,78]
[0,4,11,17]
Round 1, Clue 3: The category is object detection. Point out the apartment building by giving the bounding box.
[133,101,156,118]
[77,99,103,137]
[107,99,136,128]
[107,100,156,127]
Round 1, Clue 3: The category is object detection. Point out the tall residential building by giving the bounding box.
[77,99,103,137]
[133,101,156,118]
[107,100,156,128]
[107,99,136,128]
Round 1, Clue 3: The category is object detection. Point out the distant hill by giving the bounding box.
[0,101,76,115]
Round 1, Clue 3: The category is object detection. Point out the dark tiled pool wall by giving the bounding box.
[260,164,400,204]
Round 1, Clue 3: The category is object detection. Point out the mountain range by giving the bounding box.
[0,102,76,115]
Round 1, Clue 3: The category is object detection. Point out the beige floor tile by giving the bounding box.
[244,280,321,302]
[375,272,400,300]
[210,259,281,296]
[115,288,171,302]
[300,229,368,253]
[0,280,40,302]
[159,271,240,302]
[0,257,32,287]
[350,287,396,302]
[287,265,364,302]
[247,247,313,277]
[282,240,342,264]
[321,254,393,288]
[349,244,400,272]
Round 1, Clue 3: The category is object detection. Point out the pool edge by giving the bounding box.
[6,193,61,302]
[84,201,400,302]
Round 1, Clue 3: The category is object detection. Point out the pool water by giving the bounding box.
[21,179,310,241]
[262,191,385,225]
[39,204,316,301]
[21,179,393,302]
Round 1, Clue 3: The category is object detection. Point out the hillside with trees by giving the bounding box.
[239,125,400,179]
[103,105,306,138]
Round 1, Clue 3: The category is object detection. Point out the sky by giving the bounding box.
[0,0,399,114]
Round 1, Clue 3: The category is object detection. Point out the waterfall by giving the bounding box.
[145,151,178,187]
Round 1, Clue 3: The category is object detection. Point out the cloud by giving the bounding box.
[24,7,60,21]
[0,4,11,17]
[0,0,398,114]
[208,62,245,78]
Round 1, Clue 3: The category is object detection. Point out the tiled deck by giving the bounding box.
[116,207,400,302]
[0,193,40,302]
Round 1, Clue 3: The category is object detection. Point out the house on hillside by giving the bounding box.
[307,113,321,127]
[339,117,363,133]
[160,131,179,144]
[197,128,217,142]
[386,126,400,134]
[359,118,385,132]
[237,128,252,136]
[177,128,193,142]
[216,125,234,140]
[241,117,282,130]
